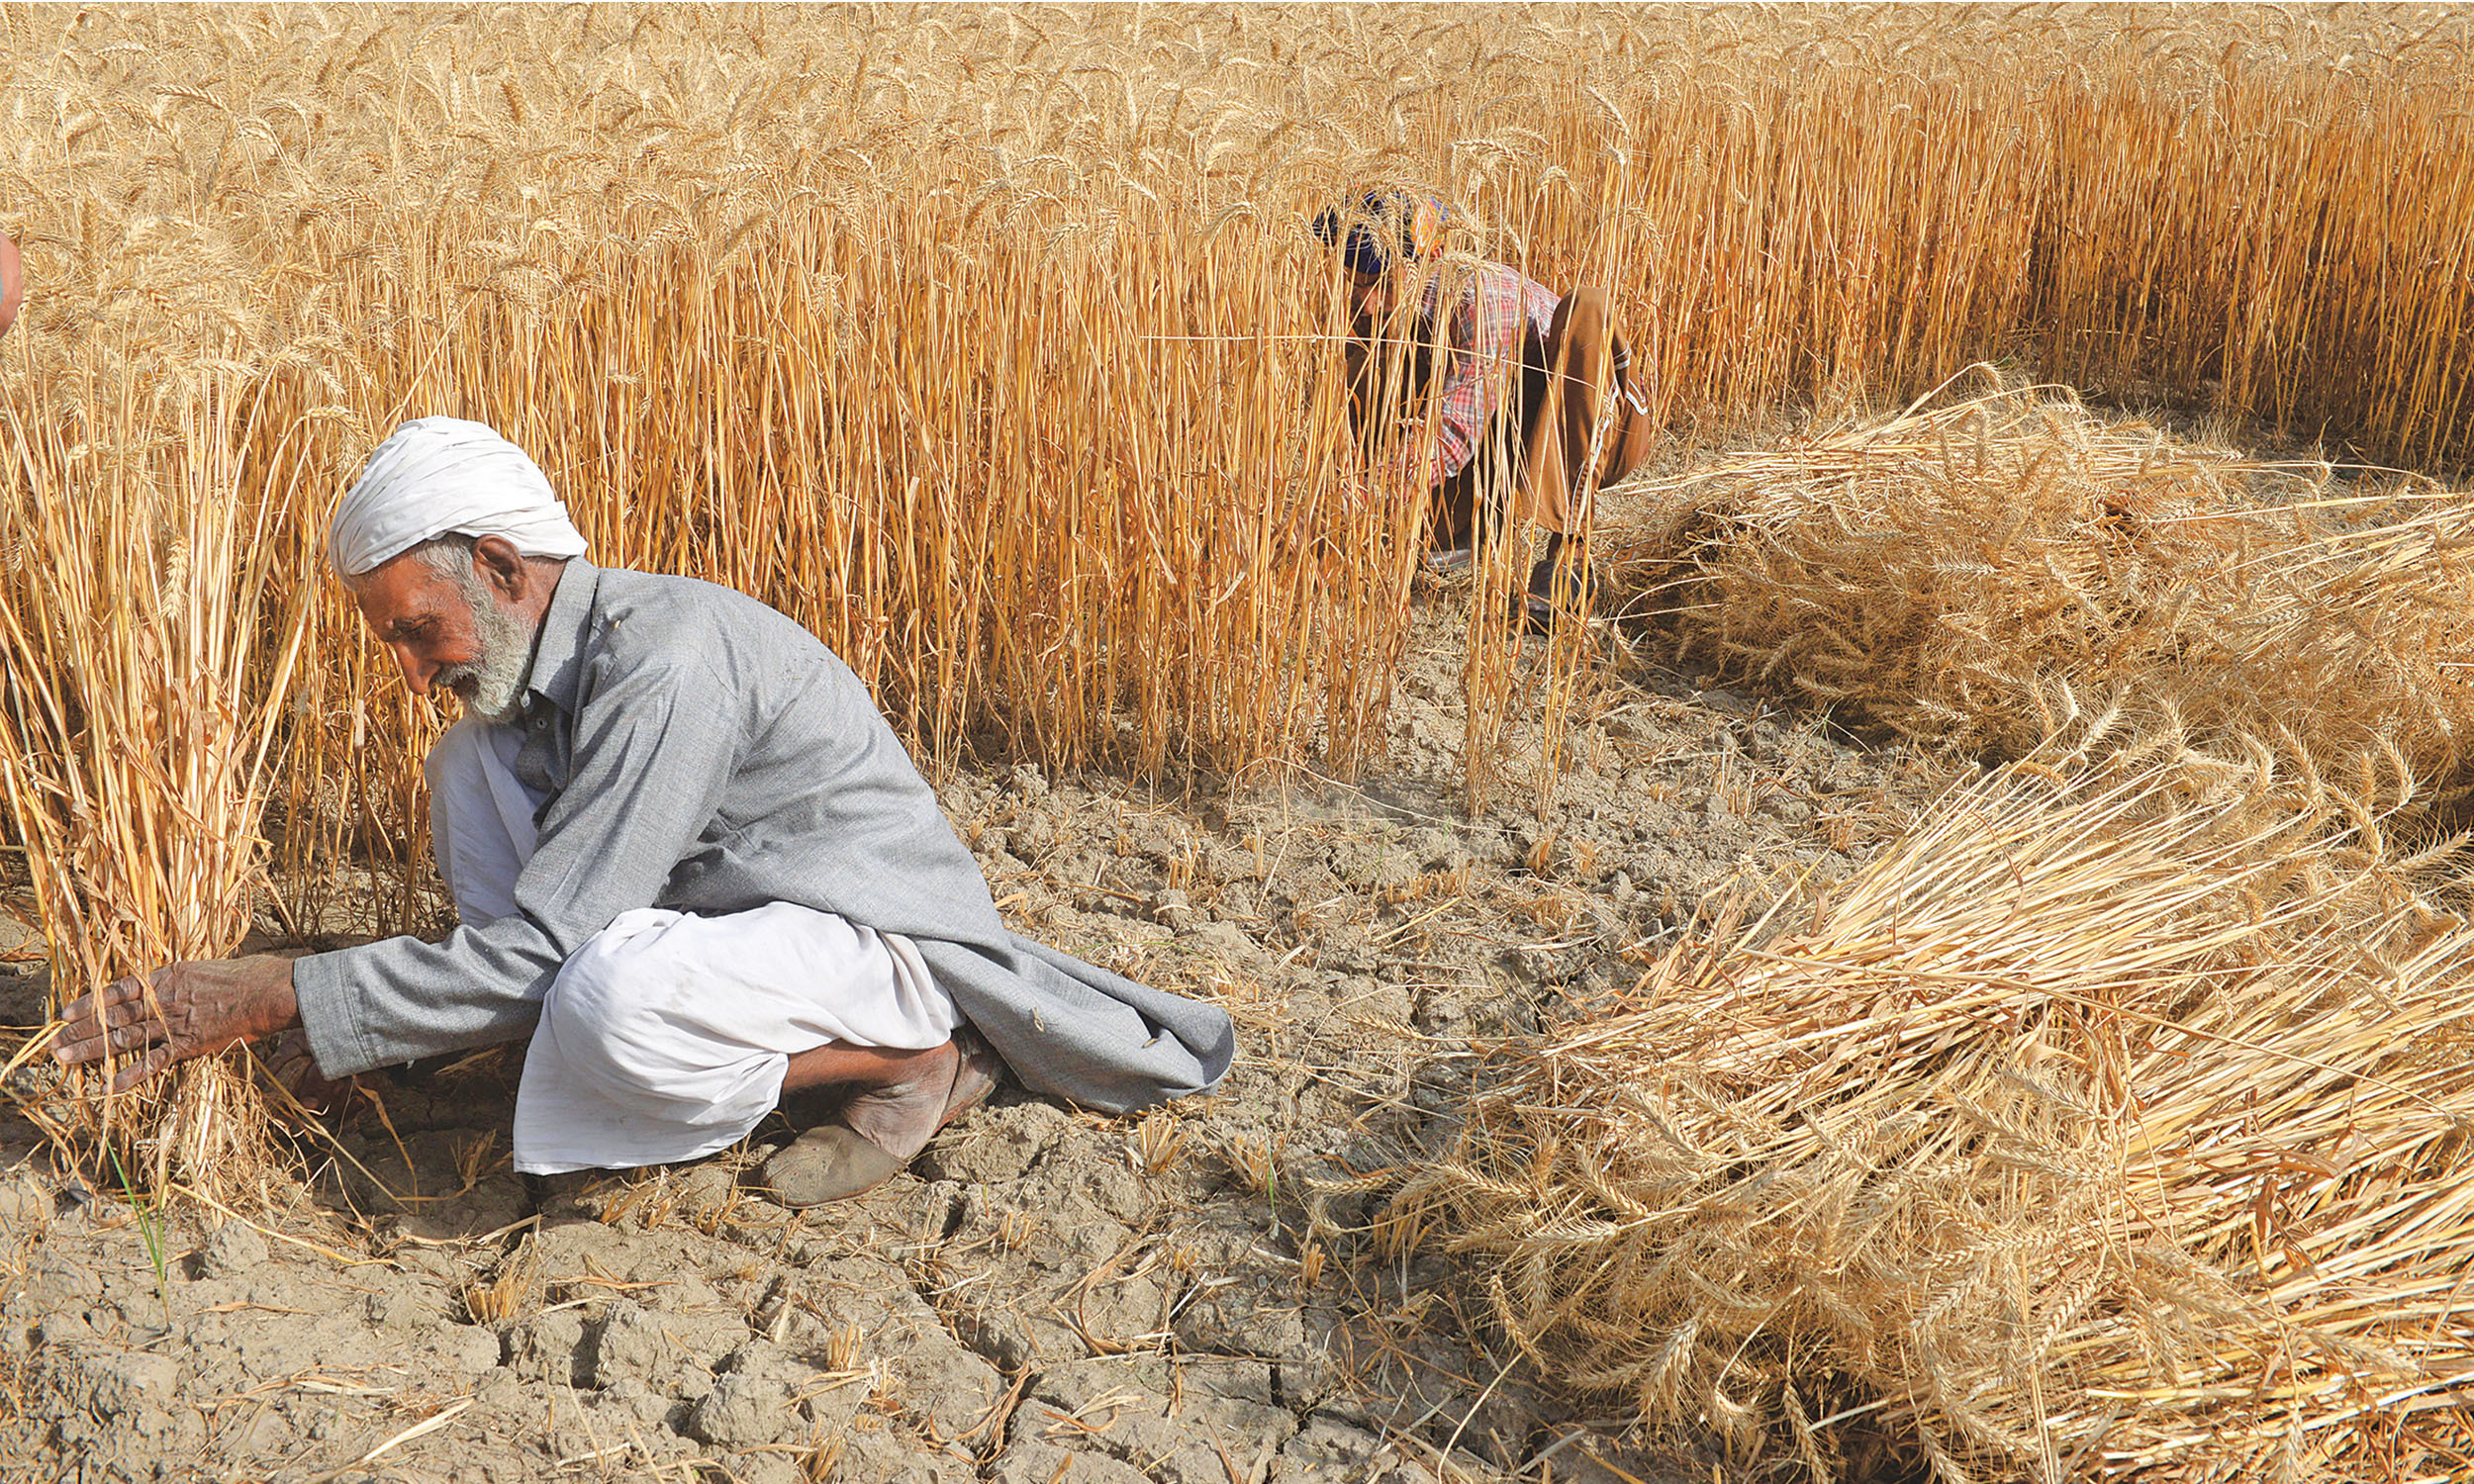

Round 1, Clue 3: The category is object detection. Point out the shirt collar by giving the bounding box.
[520,558,601,718]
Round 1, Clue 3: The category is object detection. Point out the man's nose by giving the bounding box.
[388,643,432,693]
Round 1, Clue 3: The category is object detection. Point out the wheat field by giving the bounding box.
[3,5,2472,1479]
[3,1,2464,950]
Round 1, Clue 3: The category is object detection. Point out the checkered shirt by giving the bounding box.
[1386,261,1561,490]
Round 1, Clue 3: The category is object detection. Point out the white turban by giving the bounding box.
[326,417,590,576]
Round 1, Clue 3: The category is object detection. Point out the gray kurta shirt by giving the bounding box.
[292,560,1236,1114]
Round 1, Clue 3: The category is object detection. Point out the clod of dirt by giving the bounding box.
[425,1324,503,1375]
[596,1375,673,1426]
[503,1309,587,1384]
[688,1340,837,1448]
[828,1430,985,1483]
[1027,1354,1296,1480]
[687,1368,800,1448]
[0,1170,48,1226]
[581,1299,696,1391]
[913,1098,1069,1184]
[193,1220,270,1278]
[71,1347,182,1420]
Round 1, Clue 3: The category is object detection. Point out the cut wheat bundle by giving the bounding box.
[1378,753,2474,1482]
[1642,378,2474,805]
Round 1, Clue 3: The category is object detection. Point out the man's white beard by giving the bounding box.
[435,577,535,724]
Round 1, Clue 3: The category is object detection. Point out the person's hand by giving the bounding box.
[50,955,302,1094]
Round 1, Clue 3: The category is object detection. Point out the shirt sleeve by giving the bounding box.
[292,633,743,1077]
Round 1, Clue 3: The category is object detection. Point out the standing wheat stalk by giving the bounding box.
[0,364,315,1201]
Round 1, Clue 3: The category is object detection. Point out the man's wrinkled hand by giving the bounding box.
[50,956,302,1095]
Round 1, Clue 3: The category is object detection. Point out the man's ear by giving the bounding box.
[471,535,529,601]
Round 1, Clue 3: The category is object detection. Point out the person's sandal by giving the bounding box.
[941,1028,1003,1129]
[760,1030,1006,1208]
[760,1123,909,1208]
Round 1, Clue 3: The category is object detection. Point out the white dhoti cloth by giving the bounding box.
[425,719,963,1175]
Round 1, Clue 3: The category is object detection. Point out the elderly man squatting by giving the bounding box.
[51,418,1237,1204]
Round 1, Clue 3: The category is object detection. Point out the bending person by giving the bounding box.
[52,417,1237,1206]
[1314,189,1654,628]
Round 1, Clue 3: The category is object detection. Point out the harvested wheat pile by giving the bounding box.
[1635,378,2474,802]
[1378,754,2474,1482]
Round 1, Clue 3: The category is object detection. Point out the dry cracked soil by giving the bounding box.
[0,588,1945,1484]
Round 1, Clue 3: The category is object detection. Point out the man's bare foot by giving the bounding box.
[758,1124,906,1208]
[941,1029,1003,1130]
